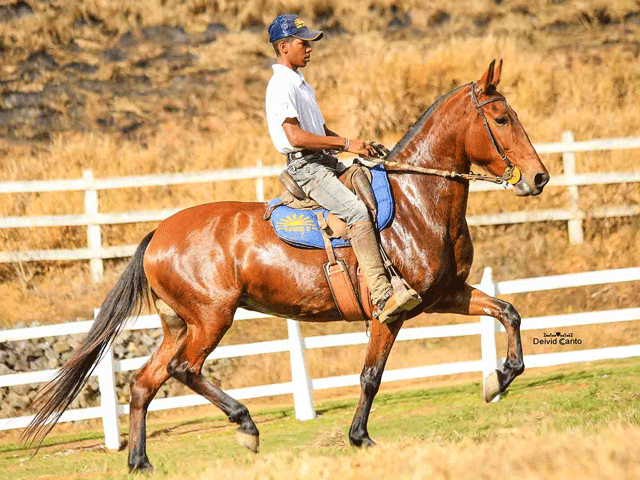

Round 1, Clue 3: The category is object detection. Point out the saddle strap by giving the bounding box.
[316,212,337,264]
[316,212,365,322]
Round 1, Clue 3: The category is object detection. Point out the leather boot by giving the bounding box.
[347,222,414,324]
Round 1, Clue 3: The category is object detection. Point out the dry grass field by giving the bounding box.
[3,360,640,479]
[1,0,640,407]
[1,0,639,328]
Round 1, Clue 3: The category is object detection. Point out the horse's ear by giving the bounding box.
[492,59,503,88]
[477,59,496,93]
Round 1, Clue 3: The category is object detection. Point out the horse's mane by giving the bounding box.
[386,82,472,160]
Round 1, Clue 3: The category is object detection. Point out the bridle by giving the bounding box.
[469,83,521,185]
[367,83,522,187]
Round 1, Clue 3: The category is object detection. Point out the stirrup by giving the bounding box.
[377,277,422,324]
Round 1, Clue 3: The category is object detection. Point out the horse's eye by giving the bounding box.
[495,116,509,126]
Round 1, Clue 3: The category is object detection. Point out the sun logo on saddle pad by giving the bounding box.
[276,213,317,233]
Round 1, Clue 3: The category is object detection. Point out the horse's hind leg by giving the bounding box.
[349,317,404,447]
[166,306,260,452]
[128,298,186,473]
[432,282,524,402]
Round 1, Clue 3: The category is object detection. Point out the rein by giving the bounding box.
[366,83,521,187]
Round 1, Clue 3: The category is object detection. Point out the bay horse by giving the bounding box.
[25,60,549,471]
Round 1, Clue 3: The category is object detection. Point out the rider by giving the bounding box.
[265,14,414,323]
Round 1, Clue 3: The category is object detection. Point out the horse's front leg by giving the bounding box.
[349,317,404,447]
[431,282,524,402]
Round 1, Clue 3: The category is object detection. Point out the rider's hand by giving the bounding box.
[346,139,377,157]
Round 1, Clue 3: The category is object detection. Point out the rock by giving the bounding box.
[53,339,71,355]
[126,341,138,355]
[119,25,192,47]
[142,25,190,45]
[547,20,570,32]
[120,120,143,135]
[429,10,450,27]
[388,13,411,30]
[0,327,236,417]
[13,384,30,396]
[117,30,138,48]
[20,48,59,72]
[102,49,128,62]
[9,393,24,409]
[473,13,493,28]
[0,1,33,23]
[624,12,640,25]
[63,61,99,74]
[3,350,17,367]
[134,50,198,69]
[141,333,154,346]
[191,23,225,44]
[76,78,107,92]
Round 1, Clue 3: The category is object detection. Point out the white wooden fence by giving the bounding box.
[1,133,639,281]
[1,266,639,450]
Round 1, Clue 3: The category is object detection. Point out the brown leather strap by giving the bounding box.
[323,260,365,322]
[316,212,337,264]
[316,212,365,322]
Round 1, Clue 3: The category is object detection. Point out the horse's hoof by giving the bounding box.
[483,370,501,403]
[236,429,259,453]
[350,435,377,448]
[128,460,155,474]
[362,437,377,448]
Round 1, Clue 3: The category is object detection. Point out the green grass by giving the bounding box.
[3,359,640,479]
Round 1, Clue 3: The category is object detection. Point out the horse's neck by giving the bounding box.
[386,92,472,233]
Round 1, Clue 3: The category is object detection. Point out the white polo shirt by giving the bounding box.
[265,64,326,155]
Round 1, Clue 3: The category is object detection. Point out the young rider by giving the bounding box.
[265,14,415,323]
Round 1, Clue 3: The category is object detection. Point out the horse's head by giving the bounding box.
[464,60,549,196]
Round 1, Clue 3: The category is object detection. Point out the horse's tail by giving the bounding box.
[22,230,155,448]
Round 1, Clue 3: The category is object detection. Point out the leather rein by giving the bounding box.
[366,83,521,187]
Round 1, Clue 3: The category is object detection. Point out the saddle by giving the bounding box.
[265,162,418,323]
[265,163,394,249]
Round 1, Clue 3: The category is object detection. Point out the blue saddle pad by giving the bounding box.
[269,164,394,249]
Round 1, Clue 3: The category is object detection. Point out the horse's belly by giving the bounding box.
[239,295,344,323]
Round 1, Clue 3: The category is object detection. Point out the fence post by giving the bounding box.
[83,169,104,282]
[286,319,316,420]
[255,160,265,202]
[479,267,500,402]
[94,309,121,450]
[562,131,584,244]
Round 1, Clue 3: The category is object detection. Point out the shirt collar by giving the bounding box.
[272,63,305,86]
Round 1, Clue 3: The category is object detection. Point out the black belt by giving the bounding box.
[287,149,321,161]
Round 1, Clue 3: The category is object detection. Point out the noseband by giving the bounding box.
[470,83,521,185]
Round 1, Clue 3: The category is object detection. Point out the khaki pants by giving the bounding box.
[287,153,370,226]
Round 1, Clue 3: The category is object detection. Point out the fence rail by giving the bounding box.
[1,266,639,449]
[0,133,639,280]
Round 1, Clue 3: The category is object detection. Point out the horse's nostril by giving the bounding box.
[534,172,549,188]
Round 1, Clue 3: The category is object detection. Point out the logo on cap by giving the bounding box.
[268,14,323,43]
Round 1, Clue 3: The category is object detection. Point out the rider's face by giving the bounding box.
[282,38,312,70]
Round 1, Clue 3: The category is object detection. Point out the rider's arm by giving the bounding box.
[282,118,375,156]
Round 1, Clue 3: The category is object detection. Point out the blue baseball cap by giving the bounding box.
[268,15,323,43]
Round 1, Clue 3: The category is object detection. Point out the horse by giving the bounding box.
[24,60,549,472]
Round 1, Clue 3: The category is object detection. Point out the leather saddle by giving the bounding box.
[276,161,378,239]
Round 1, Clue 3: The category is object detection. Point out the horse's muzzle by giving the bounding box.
[513,171,550,196]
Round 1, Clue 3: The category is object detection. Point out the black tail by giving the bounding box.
[22,231,155,448]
